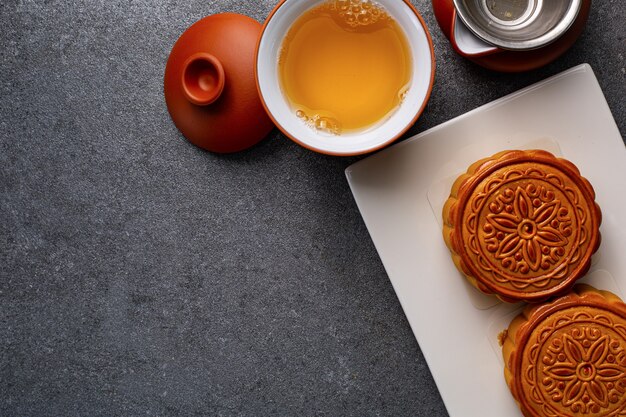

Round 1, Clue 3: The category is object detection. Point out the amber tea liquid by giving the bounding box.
[278,0,412,135]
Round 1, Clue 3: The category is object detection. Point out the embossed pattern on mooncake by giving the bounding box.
[502,285,626,417]
[443,150,602,303]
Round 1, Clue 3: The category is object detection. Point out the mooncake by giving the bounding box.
[443,150,602,303]
[502,284,626,417]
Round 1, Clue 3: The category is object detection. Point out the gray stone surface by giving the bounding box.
[0,0,624,416]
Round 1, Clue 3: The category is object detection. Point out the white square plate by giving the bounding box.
[345,64,626,417]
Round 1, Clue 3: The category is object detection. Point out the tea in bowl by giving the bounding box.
[256,0,435,156]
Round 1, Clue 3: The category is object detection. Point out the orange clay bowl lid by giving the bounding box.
[502,284,626,417]
[443,150,602,303]
[164,13,274,153]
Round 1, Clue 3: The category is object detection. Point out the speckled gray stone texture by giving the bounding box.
[1,0,624,416]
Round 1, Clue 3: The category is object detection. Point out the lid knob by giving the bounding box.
[181,53,225,106]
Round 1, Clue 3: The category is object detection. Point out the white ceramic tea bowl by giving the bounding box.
[256,0,435,156]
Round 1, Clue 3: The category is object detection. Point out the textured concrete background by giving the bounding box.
[1,0,624,416]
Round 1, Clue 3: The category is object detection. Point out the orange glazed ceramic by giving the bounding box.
[443,150,602,303]
[502,285,626,417]
[164,13,274,153]
[431,0,591,72]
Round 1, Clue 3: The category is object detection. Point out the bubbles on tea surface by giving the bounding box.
[332,0,388,27]
[296,109,342,135]
[398,83,410,102]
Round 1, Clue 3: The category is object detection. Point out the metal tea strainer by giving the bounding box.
[453,0,583,50]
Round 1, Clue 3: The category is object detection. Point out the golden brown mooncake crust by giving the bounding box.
[443,150,602,303]
[502,284,626,417]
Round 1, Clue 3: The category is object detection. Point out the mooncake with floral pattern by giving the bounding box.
[502,284,626,417]
[443,150,601,303]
